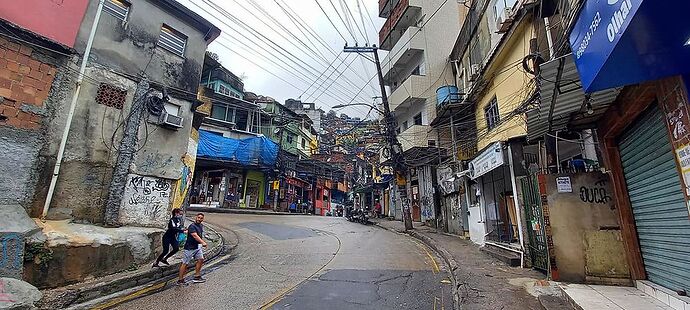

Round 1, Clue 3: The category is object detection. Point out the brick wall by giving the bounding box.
[0,36,57,130]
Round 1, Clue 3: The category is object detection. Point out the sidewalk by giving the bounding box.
[371,218,572,310]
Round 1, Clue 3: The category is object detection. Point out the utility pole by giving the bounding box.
[104,78,150,226]
[344,45,413,230]
[273,108,286,212]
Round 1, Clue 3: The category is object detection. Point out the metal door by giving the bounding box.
[618,105,690,294]
[521,175,549,271]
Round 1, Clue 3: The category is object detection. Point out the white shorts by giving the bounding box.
[182,248,204,264]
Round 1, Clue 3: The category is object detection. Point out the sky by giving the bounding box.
[176,0,386,119]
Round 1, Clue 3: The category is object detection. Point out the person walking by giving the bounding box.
[177,213,208,285]
[153,209,185,267]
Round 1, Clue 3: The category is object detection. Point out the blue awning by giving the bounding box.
[570,0,690,92]
[197,130,278,168]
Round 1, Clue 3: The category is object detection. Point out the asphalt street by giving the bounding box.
[114,214,453,310]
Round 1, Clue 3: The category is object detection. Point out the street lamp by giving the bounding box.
[332,102,385,115]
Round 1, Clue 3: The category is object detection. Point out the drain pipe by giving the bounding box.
[507,143,526,267]
[544,17,555,59]
[41,0,106,219]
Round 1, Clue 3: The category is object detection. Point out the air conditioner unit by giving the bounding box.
[496,8,515,33]
[159,111,184,129]
[469,64,481,81]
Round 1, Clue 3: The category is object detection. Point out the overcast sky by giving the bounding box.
[176,0,385,119]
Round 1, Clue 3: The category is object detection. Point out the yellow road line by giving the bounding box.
[414,241,440,274]
[91,281,167,310]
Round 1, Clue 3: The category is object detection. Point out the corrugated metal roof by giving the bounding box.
[527,54,620,141]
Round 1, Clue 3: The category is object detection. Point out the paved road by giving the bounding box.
[115,214,453,310]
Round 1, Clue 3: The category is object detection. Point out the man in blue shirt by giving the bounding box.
[177,213,208,285]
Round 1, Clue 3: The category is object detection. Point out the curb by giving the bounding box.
[372,222,461,310]
[188,206,308,216]
[39,223,231,310]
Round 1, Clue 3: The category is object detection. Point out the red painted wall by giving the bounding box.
[0,0,89,48]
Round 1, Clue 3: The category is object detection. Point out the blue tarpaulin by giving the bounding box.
[197,130,279,168]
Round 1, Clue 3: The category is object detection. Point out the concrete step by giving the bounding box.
[480,243,521,267]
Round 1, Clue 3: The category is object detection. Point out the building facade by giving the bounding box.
[379,0,462,224]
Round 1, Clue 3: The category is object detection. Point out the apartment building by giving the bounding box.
[379,0,462,223]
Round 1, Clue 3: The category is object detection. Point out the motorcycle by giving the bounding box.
[345,207,355,222]
[357,209,369,225]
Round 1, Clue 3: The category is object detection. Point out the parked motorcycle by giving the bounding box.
[345,207,355,222]
[357,209,369,225]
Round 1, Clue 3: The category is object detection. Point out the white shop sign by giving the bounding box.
[469,142,504,180]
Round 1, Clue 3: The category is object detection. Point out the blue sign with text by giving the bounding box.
[570,0,690,93]
[569,0,641,92]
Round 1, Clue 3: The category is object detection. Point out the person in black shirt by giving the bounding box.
[177,213,208,285]
[153,209,185,267]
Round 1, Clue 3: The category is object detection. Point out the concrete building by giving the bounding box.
[0,0,220,288]
[523,0,690,306]
[191,56,278,210]
[378,0,462,223]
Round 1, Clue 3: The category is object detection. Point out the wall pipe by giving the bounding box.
[42,0,106,219]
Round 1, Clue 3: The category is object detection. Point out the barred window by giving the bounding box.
[104,0,130,21]
[95,83,127,109]
[484,97,500,131]
[158,25,187,57]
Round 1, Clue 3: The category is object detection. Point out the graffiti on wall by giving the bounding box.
[172,129,199,210]
[0,233,22,278]
[579,179,613,206]
[139,152,175,174]
[120,174,171,227]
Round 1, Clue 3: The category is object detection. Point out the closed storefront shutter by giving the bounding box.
[618,104,690,293]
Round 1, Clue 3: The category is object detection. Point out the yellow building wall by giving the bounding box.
[475,19,534,151]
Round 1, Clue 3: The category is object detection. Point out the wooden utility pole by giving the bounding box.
[344,45,413,230]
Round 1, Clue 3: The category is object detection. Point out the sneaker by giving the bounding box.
[160,259,170,266]
[176,279,187,286]
[152,262,160,268]
[192,276,206,283]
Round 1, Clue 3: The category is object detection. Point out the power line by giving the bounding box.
[195,0,374,107]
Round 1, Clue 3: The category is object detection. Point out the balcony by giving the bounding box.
[382,26,424,80]
[379,0,397,18]
[379,0,423,50]
[389,74,427,113]
[398,125,433,152]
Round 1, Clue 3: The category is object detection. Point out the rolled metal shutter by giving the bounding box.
[618,105,690,293]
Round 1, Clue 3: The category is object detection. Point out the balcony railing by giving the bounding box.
[379,0,409,48]
[381,26,424,79]
[398,125,433,151]
[389,74,427,113]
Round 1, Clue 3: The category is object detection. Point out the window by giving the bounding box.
[158,25,187,57]
[210,104,234,123]
[95,83,127,109]
[301,137,306,149]
[235,109,249,131]
[104,0,130,21]
[164,102,180,116]
[402,121,409,131]
[286,133,295,144]
[218,84,237,98]
[484,97,500,131]
[413,113,422,126]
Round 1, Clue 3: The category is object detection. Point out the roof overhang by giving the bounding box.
[527,54,620,141]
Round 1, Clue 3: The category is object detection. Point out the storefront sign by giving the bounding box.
[571,0,690,92]
[469,142,504,180]
[659,77,690,217]
[556,177,573,193]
